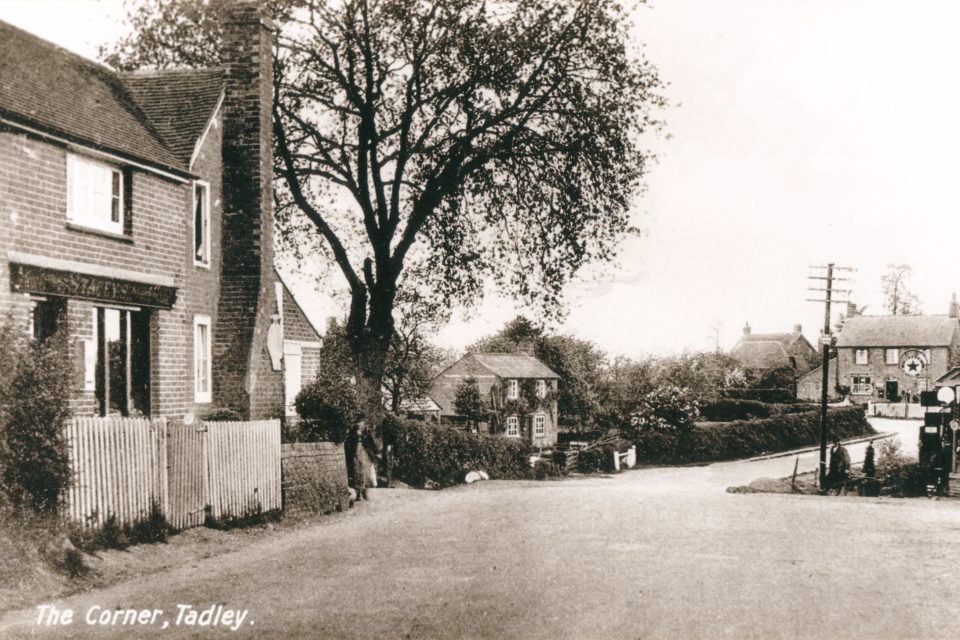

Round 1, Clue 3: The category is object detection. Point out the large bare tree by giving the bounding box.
[104,0,664,427]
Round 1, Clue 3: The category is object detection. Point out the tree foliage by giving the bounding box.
[102,0,665,404]
[453,377,487,432]
[881,263,921,316]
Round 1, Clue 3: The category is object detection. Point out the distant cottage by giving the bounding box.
[731,323,819,375]
[430,353,560,446]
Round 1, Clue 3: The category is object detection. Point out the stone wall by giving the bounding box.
[281,442,349,515]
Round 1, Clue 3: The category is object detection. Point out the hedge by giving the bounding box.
[636,406,874,464]
[699,399,818,422]
[721,388,796,403]
[384,416,532,487]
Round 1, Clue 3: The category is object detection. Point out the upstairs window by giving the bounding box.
[67,153,123,234]
[854,349,868,365]
[536,379,547,398]
[885,349,899,365]
[193,181,210,266]
[506,379,519,400]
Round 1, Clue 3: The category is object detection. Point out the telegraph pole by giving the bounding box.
[807,264,852,489]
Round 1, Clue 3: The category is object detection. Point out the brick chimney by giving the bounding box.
[792,324,802,335]
[213,0,283,419]
[951,293,958,319]
[846,302,859,318]
[742,322,751,336]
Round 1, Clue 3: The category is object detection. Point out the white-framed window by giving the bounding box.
[885,348,899,365]
[536,379,546,398]
[505,415,519,437]
[194,315,212,403]
[193,181,210,267]
[506,379,518,400]
[67,153,123,234]
[855,349,868,365]
[534,414,546,437]
[851,375,873,395]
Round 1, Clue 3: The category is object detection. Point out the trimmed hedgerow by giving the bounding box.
[721,388,796,403]
[383,416,531,487]
[635,405,874,464]
[699,400,818,422]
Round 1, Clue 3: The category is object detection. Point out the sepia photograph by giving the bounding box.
[0,0,958,638]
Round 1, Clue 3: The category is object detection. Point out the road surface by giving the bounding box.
[3,418,956,640]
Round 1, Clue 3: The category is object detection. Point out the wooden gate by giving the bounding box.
[166,421,207,531]
[64,417,168,528]
[204,420,282,521]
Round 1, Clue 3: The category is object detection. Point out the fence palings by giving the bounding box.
[63,417,168,528]
[203,420,281,521]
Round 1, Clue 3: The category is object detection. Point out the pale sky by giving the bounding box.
[4,0,959,358]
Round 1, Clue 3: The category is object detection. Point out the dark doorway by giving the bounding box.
[885,379,900,403]
[95,307,151,417]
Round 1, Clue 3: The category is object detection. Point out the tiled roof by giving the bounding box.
[731,340,791,369]
[835,315,958,348]
[121,69,224,166]
[0,20,222,175]
[471,353,560,379]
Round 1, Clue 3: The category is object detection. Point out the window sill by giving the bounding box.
[66,222,133,243]
[194,261,212,271]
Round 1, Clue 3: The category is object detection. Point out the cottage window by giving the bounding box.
[536,379,546,398]
[194,315,212,403]
[93,307,150,416]
[854,349,868,365]
[193,181,210,267]
[885,349,899,365]
[534,414,546,437]
[505,415,519,437]
[506,379,518,400]
[67,153,123,234]
[851,375,873,395]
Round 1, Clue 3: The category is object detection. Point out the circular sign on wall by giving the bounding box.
[900,349,928,377]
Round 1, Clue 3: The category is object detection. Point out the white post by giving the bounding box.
[612,449,620,472]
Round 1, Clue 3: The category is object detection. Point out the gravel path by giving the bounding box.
[2,417,954,640]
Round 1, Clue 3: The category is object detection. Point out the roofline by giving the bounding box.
[0,114,193,183]
[274,268,326,339]
[188,90,225,171]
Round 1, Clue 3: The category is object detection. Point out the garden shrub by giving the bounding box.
[533,459,565,479]
[0,319,71,512]
[383,415,531,487]
[576,444,617,473]
[201,407,244,422]
[699,399,772,422]
[291,365,360,444]
[875,438,927,497]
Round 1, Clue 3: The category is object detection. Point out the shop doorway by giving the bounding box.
[95,307,151,417]
[885,379,900,403]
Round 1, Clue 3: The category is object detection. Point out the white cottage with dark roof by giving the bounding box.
[430,352,560,446]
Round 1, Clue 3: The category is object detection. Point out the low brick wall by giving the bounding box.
[281,442,350,515]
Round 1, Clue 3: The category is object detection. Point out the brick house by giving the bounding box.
[731,323,820,376]
[429,353,560,446]
[833,301,960,404]
[0,3,321,422]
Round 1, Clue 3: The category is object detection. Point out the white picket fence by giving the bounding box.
[64,417,168,528]
[63,417,281,530]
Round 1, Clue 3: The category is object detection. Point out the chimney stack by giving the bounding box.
[793,324,802,335]
[846,302,859,318]
[742,322,751,336]
[213,0,282,419]
[951,293,958,319]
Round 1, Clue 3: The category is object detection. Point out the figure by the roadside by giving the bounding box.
[939,432,952,495]
[827,438,850,494]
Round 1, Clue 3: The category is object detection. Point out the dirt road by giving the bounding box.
[3,418,955,640]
